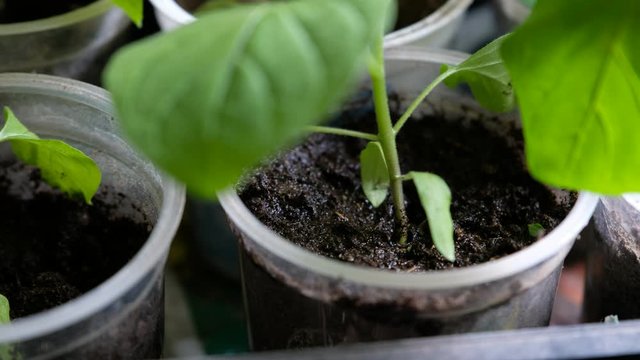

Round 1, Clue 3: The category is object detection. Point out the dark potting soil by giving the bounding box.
[0,160,151,319]
[0,0,96,23]
[240,109,574,272]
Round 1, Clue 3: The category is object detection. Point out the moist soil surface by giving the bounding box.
[240,109,574,271]
[0,0,96,23]
[0,160,151,319]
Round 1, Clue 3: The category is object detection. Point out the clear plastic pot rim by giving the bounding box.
[0,0,116,35]
[497,0,532,25]
[0,73,186,343]
[219,47,599,292]
[384,0,473,48]
[149,0,473,47]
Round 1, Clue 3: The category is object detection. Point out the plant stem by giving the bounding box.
[307,126,378,141]
[368,37,408,244]
[393,70,452,134]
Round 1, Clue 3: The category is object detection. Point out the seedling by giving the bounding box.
[0,107,101,323]
[104,0,640,262]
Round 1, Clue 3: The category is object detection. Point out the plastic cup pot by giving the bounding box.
[0,73,185,359]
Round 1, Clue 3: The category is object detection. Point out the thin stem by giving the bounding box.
[368,36,409,244]
[393,70,452,134]
[307,126,378,141]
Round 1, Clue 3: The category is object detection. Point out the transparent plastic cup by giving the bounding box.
[0,1,130,84]
[219,47,599,350]
[149,0,473,48]
[0,73,185,359]
[495,0,531,31]
[584,196,640,322]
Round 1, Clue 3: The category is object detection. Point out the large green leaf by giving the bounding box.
[0,108,101,204]
[360,141,389,207]
[441,35,515,113]
[0,294,8,324]
[111,0,143,27]
[411,172,455,262]
[502,0,640,194]
[104,0,391,198]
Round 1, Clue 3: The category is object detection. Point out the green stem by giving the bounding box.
[307,126,378,141]
[368,37,408,244]
[393,70,452,134]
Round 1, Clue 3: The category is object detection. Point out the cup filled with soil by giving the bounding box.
[219,47,598,351]
[0,73,185,359]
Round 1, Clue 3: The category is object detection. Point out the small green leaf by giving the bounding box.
[440,35,515,113]
[360,141,389,207]
[501,0,640,194]
[1,108,101,204]
[411,171,455,262]
[528,223,544,237]
[111,0,143,27]
[105,0,391,198]
[0,294,9,324]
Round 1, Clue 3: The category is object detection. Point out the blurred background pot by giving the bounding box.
[0,73,185,359]
[584,196,640,322]
[149,0,473,47]
[0,0,130,84]
[219,47,599,351]
[494,0,532,31]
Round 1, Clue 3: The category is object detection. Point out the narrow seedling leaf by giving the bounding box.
[0,294,9,324]
[501,0,640,194]
[0,107,101,204]
[528,223,544,237]
[104,0,392,199]
[360,141,389,207]
[111,0,143,27]
[411,172,455,262]
[440,34,515,113]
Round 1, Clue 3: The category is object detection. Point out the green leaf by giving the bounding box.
[528,223,544,237]
[111,0,143,27]
[0,294,9,324]
[196,0,243,14]
[440,35,515,112]
[411,171,455,262]
[519,0,536,8]
[104,0,391,198]
[1,108,101,204]
[501,0,640,194]
[360,142,389,207]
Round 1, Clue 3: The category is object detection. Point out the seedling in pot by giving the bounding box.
[0,107,101,323]
[104,0,640,263]
[104,0,508,262]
